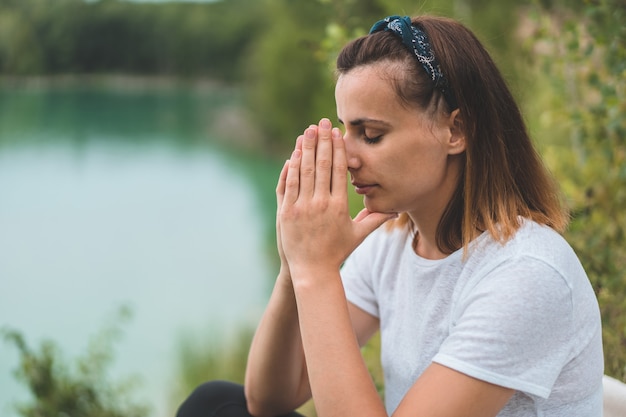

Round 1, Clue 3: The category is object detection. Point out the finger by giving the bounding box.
[330,127,348,196]
[295,133,304,152]
[276,159,290,209]
[283,146,302,205]
[299,126,317,198]
[353,208,398,240]
[280,132,305,207]
[314,118,333,196]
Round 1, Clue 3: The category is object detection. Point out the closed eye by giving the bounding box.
[337,117,387,144]
[364,134,383,144]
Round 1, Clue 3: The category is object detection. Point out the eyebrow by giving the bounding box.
[337,117,392,128]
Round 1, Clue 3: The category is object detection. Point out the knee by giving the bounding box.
[176,380,246,417]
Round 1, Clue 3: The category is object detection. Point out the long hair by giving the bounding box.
[336,16,569,254]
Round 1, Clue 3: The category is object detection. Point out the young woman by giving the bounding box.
[177,15,603,417]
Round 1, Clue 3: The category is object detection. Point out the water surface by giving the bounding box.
[0,82,280,417]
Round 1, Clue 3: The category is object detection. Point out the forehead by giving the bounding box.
[335,64,408,122]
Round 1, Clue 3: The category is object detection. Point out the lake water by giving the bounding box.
[0,81,282,417]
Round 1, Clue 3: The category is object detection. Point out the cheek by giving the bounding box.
[387,147,425,174]
[389,148,448,188]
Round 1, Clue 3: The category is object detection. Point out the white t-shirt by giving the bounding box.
[341,219,604,416]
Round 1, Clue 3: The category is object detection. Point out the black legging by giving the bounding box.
[176,380,306,417]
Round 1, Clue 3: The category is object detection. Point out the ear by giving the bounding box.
[446,109,466,155]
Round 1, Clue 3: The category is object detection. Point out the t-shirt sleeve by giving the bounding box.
[340,231,381,318]
[432,256,575,399]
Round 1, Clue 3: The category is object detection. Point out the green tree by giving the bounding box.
[243,0,335,150]
[0,0,261,80]
[521,0,626,381]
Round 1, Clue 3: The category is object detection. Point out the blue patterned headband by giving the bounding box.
[369,15,457,109]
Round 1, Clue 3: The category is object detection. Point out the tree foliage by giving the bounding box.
[521,0,626,380]
[242,0,335,150]
[1,307,149,417]
[242,0,526,149]
[0,0,261,81]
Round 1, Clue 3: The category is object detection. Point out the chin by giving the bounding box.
[363,197,394,214]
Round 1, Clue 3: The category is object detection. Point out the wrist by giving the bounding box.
[289,264,342,292]
[275,267,294,291]
[278,264,291,279]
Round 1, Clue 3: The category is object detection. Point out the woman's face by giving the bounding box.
[335,63,464,220]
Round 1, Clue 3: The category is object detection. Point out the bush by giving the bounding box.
[1,307,149,417]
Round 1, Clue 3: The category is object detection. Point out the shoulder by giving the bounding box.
[507,219,577,259]
[458,219,599,323]
[458,220,599,334]
[468,219,585,282]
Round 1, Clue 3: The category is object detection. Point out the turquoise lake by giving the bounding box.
[0,80,282,417]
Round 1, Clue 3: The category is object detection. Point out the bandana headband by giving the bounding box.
[369,16,457,109]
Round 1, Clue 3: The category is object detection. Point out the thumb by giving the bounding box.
[353,208,398,240]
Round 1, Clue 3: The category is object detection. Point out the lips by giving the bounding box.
[351,181,378,195]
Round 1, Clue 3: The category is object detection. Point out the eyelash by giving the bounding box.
[364,134,383,144]
[337,122,383,144]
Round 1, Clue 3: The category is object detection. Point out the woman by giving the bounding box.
[178,15,603,417]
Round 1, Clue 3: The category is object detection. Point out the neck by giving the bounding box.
[407,156,463,260]
[409,218,447,260]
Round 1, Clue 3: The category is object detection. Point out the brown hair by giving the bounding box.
[336,16,569,254]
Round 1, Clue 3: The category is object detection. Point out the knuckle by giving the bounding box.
[329,195,347,210]
[317,158,332,170]
[332,161,347,172]
[302,138,316,149]
[300,167,315,177]
[285,177,300,188]
[318,132,331,141]
[311,196,330,211]
[281,204,303,221]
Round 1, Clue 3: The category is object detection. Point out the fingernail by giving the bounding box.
[332,128,342,139]
[305,128,316,139]
[320,118,331,129]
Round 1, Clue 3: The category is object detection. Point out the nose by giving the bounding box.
[343,132,361,170]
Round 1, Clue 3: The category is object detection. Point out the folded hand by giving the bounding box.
[277,118,396,279]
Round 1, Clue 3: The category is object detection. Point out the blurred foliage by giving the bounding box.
[520,0,626,381]
[243,0,526,149]
[171,326,319,416]
[1,306,149,417]
[242,0,336,152]
[0,0,261,81]
[172,327,253,406]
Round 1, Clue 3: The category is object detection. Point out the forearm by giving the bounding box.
[292,268,387,417]
[270,118,392,416]
[244,270,311,416]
